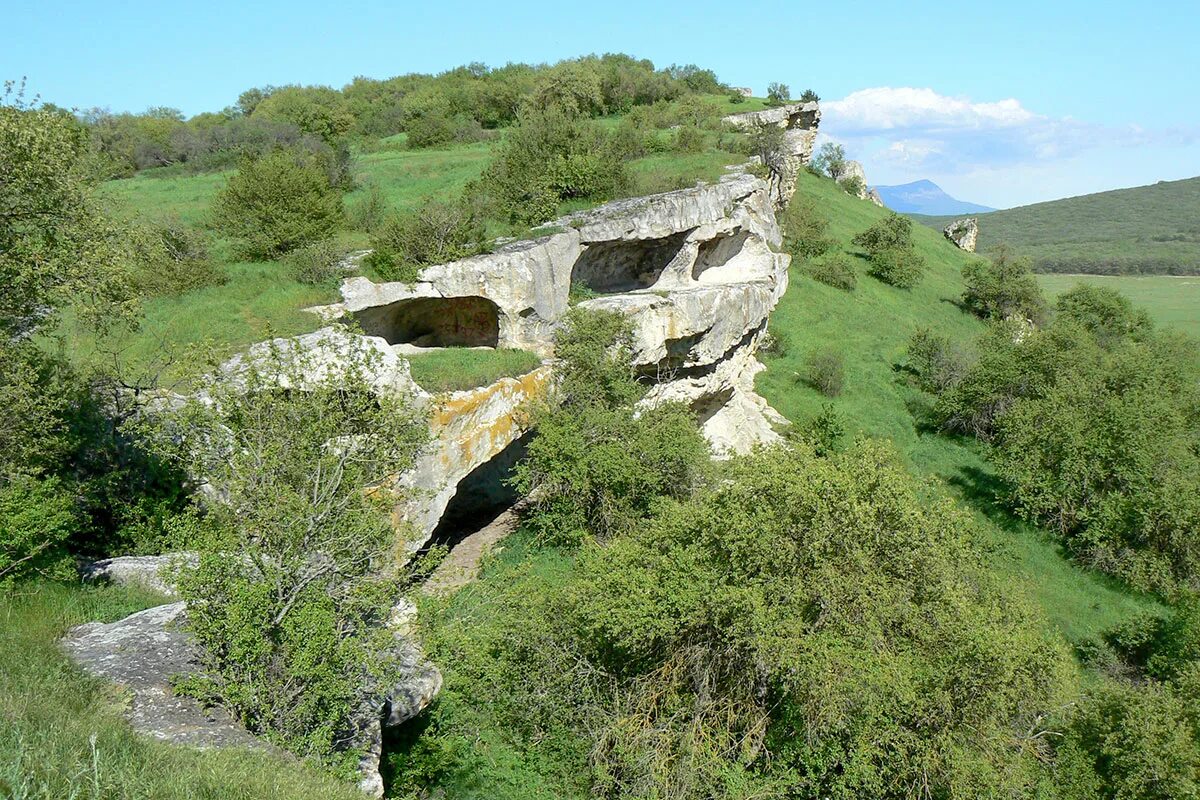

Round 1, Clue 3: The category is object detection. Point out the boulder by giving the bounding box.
[943,218,979,252]
[63,600,442,797]
[80,554,193,597]
[62,602,269,751]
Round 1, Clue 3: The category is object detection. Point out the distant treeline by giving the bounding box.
[1033,257,1200,276]
[61,55,736,178]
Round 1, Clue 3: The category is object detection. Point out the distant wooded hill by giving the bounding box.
[873,179,994,215]
[914,176,1200,275]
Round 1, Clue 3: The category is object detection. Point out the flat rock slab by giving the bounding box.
[62,602,273,753]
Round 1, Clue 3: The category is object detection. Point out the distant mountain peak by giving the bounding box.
[872,180,995,215]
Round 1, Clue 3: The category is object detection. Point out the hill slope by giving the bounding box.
[915,175,1200,275]
[873,179,994,214]
[756,169,1154,643]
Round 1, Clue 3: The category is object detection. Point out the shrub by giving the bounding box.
[671,124,706,153]
[513,308,710,543]
[132,217,225,297]
[905,327,970,393]
[839,174,865,197]
[210,148,344,259]
[961,245,1047,323]
[365,198,488,283]
[152,333,429,771]
[759,323,790,358]
[867,245,925,288]
[807,253,857,290]
[347,182,392,233]
[572,441,1072,799]
[478,108,630,225]
[727,91,746,104]
[766,81,790,104]
[853,212,914,256]
[0,476,78,589]
[781,193,835,259]
[806,346,845,396]
[285,239,347,286]
[799,88,820,103]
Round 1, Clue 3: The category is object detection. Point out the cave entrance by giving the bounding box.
[692,229,750,280]
[428,433,529,551]
[353,296,500,348]
[570,231,691,293]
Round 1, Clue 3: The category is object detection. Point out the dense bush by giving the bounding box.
[131,217,225,297]
[807,253,857,290]
[210,148,345,259]
[572,442,1071,798]
[917,286,1200,591]
[854,213,926,288]
[0,476,78,588]
[346,182,392,233]
[476,108,631,225]
[782,193,835,259]
[365,198,488,283]
[962,245,1047,323]
[805,346,846,396]
[151,334,428,771]
[765,81,790,104]
[284,239,347,286]
[513,308,710,544]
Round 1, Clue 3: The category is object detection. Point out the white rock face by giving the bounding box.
[723,101,821,207]
[944,217,980,252]
[80,554,194,597]
[63,598,441,797]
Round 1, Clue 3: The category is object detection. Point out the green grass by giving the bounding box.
[914,175,1200,275]
[406,348,544,393]
[0,582,362,800]
[757,169,1158,642]
[1038,273,1200,337]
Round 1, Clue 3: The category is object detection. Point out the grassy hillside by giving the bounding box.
[756,169,1157,642]
[1037,273,1200,336]
[914,175,1200,275]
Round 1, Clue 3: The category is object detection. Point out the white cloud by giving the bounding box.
[820,87,1200,204]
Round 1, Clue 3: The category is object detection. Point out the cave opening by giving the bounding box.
[692,229,750,280]
[570,230,691,293]
[353,296,500,348]
[427,432,530,552]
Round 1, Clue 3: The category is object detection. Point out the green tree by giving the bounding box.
[766,81,791,104]
[961,245,1048,323]
[252,85,354,144]
[365,197,488,283]
[210,148,345,259]
[1,86,138,338]
[811,141,847,180]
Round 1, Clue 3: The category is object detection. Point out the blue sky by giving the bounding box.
[4,0,1198,208]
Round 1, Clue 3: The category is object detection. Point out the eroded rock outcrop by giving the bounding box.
[944,217,979,252]
[723,101,821,206]
[64,160,799,796]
